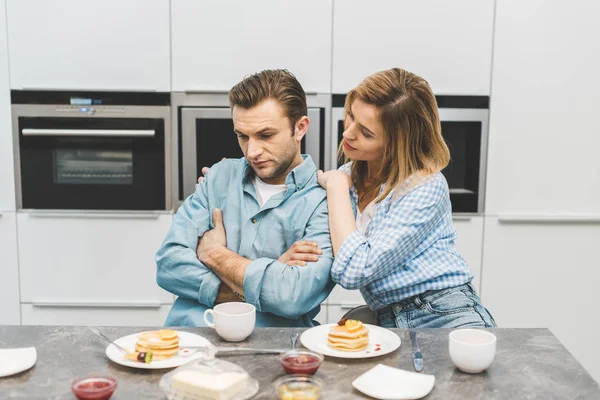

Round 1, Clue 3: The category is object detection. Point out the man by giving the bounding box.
[156,69,334,327]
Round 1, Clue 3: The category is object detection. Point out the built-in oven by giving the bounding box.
[12,91,171,211]
[331,95,489,213]
[172,92,331,205]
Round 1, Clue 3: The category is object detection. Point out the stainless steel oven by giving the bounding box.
[172,92,331,205]
[12,91,171,211]
[330,95,489,213]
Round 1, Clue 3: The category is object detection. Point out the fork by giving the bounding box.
[88,327,130,354]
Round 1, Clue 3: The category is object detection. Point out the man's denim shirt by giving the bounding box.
[156,155,335,327]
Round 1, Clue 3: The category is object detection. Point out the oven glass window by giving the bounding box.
[54,148,133,185]
[441,121,482,212]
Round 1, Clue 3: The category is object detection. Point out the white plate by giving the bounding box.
[105,331,211,369]
[352,364,435,400]
[0,347,37,377]
[300,323,400,359]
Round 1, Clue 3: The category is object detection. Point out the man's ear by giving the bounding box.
[294,116,310,143]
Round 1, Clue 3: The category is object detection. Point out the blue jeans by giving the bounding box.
[378,283,496,329]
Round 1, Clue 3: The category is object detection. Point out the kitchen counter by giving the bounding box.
[1,326,598,399]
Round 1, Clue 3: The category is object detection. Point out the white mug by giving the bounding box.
[203,302,256,342]
[449,329,497,373]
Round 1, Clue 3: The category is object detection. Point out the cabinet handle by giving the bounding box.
[27,211,162,219]
[22,86,159,92]
[23,128,155,137]
[339,304,365,310]
[452,215,473,221]
[31,301,163,309]
[498,214,600,224]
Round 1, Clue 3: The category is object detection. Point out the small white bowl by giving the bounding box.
[449,329,496,374]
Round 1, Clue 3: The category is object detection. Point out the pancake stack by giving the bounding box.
[134,329,180,360]
[327,319,369,352]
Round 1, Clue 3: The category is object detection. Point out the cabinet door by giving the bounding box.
[17,213,174,305]
[0,0,14,211]
[332,0,494,94]
[0,212,20,324]
[453,216,483,293]
[171,0,332,92]
[486,1,600,214]
[6,0,170,91]
[481,217,600,383]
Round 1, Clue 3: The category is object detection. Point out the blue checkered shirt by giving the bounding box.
[331,164,473,310]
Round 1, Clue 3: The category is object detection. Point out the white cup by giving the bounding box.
[203,303,256,342]
[449,329,497,373]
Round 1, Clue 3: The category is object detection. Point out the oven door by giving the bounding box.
[439,109,488,213]
[179,107,323,200]
[17,117,166,210]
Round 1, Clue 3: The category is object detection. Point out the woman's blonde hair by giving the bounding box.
[340,67,450,205]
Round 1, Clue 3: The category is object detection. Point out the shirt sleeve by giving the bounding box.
[155,174,221,308]
[242,198,335,320]
[331,175,448,290]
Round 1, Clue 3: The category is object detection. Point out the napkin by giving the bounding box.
[0,347,37,377]
[352,363,435,400]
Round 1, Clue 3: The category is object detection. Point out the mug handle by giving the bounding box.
[203,309,216,328]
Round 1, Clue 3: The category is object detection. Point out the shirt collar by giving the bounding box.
[242,154,317,190]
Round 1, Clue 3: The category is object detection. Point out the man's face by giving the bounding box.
[233,99,307,184]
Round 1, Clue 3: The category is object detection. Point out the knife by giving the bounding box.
[409,330,424,372]
[180,345,286,355]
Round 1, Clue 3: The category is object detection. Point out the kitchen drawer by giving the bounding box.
[17,212,174,304]
[0,212,20,324]
[21,303,171,326]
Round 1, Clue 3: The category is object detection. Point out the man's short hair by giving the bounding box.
[229,69,307,130]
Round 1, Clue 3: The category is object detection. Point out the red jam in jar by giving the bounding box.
[71,376,117,400]
[279,350,324,375]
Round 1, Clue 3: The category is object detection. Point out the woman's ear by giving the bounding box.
[294,116,310,142]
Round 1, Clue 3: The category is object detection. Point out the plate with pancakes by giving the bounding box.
[106,329,211,369]
[300,319,401,359]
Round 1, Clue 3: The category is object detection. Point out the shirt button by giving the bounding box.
[297,185,301,190]
[251,218,257,224]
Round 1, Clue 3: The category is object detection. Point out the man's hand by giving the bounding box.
[317,169,353,191]
[197,208,227,264]
[278,240,322,267]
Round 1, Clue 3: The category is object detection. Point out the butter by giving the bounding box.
[171,370,248,400]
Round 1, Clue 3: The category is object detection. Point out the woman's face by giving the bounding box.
[341,99,385,162]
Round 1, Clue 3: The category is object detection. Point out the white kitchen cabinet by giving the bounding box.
[21,304,171,327]
[0,0,14,211]
[453,216,483,293]
[0,212,20,324]
[17,213,174,326]
[6,0,170,91]
[332,0,494,94]
[481,217,600,383]
[486,1,600,215]
[314,305,327,326]
[171,0,332,92]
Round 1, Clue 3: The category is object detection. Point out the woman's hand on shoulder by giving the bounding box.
[317,170,352,191]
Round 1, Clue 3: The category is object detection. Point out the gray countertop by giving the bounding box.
[0,326,598,399]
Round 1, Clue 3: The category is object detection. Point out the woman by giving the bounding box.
[316,68,495,328]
